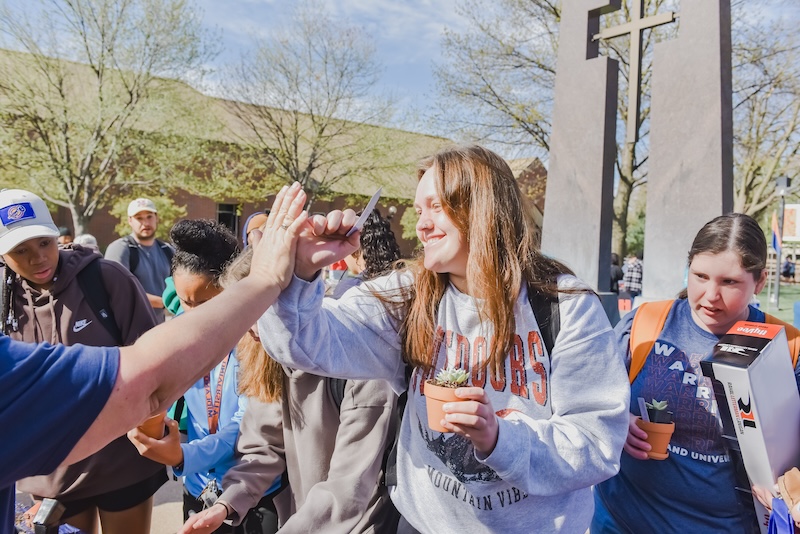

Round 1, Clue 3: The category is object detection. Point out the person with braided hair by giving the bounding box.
[0,189,165,534]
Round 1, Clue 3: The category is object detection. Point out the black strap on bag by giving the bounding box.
[526,282,560,357]
[124,235,174,273]
[75,258,123,344]
[382,365,412,487]
[382,283,561,488]
[330,378,348,410]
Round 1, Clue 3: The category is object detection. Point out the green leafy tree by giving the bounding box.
[0,0,216,234]
[110,196,187,241]
[399,207,421,247]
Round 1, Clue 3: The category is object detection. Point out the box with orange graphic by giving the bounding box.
[701,321,800,533]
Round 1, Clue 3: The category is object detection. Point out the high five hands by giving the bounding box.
[248,182,361,283]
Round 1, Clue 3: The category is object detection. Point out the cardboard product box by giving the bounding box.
[701,321,800,533]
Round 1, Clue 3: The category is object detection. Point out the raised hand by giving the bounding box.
[249,182,309,289]
[295,209,361,280]
[441,387,500,456]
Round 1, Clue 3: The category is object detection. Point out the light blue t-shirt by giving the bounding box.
[592,299,784,533]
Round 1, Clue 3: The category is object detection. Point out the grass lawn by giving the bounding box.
[758,280,800,324]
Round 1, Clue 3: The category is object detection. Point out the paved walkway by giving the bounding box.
[151,478,184,534]
[16,478,184,534]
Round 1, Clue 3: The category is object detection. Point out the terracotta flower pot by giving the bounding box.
[424,380,460,432]
[635,418,675,460]
[138,412,167,439]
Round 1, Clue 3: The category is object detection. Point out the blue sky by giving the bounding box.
[193,0,468,122]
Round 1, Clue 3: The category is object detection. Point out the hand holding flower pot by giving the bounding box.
[635,399,675,460]
[425,367,469,432]
[137,412,167,439]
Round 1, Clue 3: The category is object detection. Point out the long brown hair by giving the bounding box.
[399,145,574,377]
[220,247,284,403]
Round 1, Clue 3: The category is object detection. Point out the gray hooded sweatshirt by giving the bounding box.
[257,272,630,534]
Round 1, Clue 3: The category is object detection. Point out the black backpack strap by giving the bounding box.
[77,259,123,344]
[330,378,348,411]
[173,396,185,424]
[527,282,560,357]
[382,364,413,487]
[157,239,174,265]
[123,235,140,273]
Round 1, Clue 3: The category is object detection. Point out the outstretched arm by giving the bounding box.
[63,183,307,465]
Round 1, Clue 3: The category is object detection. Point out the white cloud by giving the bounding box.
[194,0,470,117]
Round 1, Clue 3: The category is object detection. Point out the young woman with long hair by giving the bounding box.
[179,245,400,533]
[250,145,630,533]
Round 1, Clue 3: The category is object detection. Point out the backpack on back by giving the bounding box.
[628,299,800,384]
[76,258,123,344]
[123,235,174,273]
[1,259,122,344]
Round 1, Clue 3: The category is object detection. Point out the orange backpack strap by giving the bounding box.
[765,314,800,368]
[628,300,675,384]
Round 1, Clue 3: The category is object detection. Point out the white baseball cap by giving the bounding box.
[0,189,59,255]
[127,198,158,217]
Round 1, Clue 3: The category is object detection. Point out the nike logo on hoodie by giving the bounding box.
[72,319,93,332]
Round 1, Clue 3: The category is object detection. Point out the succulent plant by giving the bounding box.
[431,367,469,388]
[645,399,669,411]
[644,399,673,424]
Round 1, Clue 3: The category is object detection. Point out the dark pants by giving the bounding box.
[183,487,279,534]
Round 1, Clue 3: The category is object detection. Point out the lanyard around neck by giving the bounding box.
[204,355,231,434]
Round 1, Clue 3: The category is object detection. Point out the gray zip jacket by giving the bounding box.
[257,272,630,534]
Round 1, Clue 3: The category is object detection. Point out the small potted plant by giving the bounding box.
[137,411,167,439]
[425,367,469,432]
[635,398,675,460]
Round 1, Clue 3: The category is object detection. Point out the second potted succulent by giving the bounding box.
[635,399,675,460]
[424,367,469,432]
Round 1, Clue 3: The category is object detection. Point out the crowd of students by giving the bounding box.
[4,143,800,534]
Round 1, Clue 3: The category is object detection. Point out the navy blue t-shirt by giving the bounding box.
[592,300,789,533]
[0,336,119,531]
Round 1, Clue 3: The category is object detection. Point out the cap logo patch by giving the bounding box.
[1,202,35,226]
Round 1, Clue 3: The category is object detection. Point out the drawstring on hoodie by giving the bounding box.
[48,292,59,343]
[3,270,18,333]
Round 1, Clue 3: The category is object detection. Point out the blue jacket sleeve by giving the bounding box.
[176,388,247,477]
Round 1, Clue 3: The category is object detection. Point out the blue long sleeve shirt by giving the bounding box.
[174,351,247,498]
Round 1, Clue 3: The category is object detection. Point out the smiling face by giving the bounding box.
[173,269,222,312]
[2,236,59,289]
[414,166,470,293]
[687,250,767,335]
